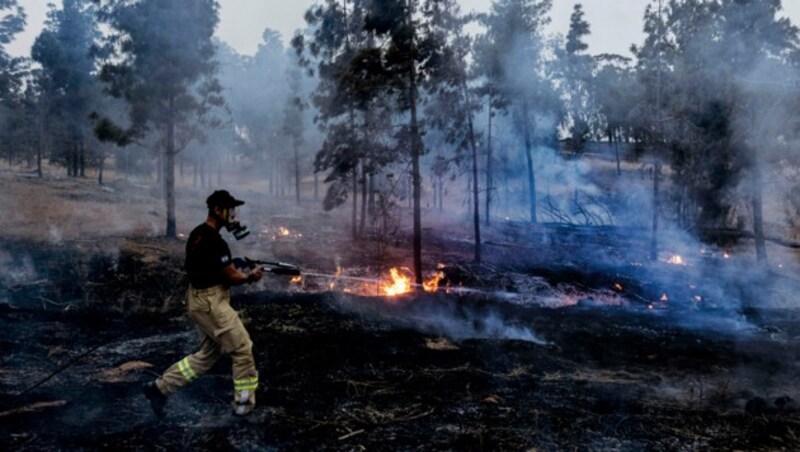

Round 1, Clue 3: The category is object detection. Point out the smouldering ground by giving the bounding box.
[1,167,799,449]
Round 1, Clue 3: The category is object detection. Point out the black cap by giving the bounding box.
[206,190,245,209]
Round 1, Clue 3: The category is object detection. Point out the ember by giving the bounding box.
[661,293,669,302]
[667,255,686,265]
[259,225,303,241]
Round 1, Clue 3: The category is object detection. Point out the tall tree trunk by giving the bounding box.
[504,146,510,214]
[360,161,368,237]
[485,97,493,227]
[36,119,43,178]
[468,114,481,263]
[268,160,274,195]
[352,167,358,240]
[193,160,198,187]
[614,129,622,176]
[368,173,375,218]
[79,138,86,178]
[649,162,661,261]
[522,102,537,224]
[156,151,163,185]
[432,177,438,212]
[207,157,212,188]
[314,172,319,200]
[752,169,767,263]
[98,147,105,185]
[165,96,177,238]
[294,141,301,205]
[438,175,443,212]
[409,69,423,286]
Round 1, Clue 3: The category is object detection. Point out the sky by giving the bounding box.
[9,0,800,59]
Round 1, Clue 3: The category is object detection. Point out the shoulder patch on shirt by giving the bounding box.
[221,255,230,264]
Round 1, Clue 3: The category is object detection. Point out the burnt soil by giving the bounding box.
[1,232,799,450]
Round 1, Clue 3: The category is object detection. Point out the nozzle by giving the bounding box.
[268,266,301,276]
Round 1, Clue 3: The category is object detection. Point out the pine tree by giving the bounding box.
[94,0,224,238]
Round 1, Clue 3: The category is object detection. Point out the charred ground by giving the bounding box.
[0,175,799,450]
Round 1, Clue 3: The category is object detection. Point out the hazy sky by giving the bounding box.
[10,1,800,59]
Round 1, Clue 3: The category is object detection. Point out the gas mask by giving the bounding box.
[223,207,250,241]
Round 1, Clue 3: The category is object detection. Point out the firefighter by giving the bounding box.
[143,190,263,417]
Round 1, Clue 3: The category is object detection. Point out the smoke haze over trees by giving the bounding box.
[0,0,799,265]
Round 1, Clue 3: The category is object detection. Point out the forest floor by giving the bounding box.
[0,168,799,450]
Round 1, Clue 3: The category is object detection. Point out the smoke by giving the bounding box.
[0,248,37,288]
[331,293,549,344]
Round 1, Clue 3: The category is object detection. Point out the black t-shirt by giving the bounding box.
[185,223,232,289]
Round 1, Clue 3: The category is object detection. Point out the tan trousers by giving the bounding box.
[155,285,258,415]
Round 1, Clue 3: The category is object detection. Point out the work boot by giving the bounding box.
[142,381,167,418]
[232,389,254,416]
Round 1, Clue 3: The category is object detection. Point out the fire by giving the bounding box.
[723,252,730,259]
[260,226,303,241]
[613,283,623,292]
[423,271,446,293]
[661,293,669,302]
[379,266,447,297]
[382,268,412,296]
[667,255,686,265]
[290,276,303,284]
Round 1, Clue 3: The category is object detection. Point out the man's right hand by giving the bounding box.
[249,267,263,283]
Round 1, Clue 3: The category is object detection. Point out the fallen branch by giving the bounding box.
[700,228,800,249]
[338,429,365,441]
[0,400,67,419]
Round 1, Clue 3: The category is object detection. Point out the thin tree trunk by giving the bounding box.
[314,172,319,200]
[485,96,493,227]
[409,68,423,286]
[468,112,481,263]
[438,175,443,212]
[294,141,301,205]
[98,147,105,185]
[360,161,368,237]
[352,167,358,240]
[165,96,177,238]
[649,162,661,261]
[522,102,537,224]
[368,173,375,218]
[36,119,43,178]
[156,150,163,185]
[614,129,622,176]
[79,138,86,178]
[752,170,767,263]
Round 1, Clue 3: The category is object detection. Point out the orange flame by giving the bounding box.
[423,272,446,293]
[290,276,303,284]
[613,283,623,292]
[382,268,412,296]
